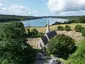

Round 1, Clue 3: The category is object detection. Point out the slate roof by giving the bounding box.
[41,36,48,45]
[46,30,57,39]
[40,30,57,45]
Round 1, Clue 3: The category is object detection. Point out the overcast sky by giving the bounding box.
[0,0,85,16]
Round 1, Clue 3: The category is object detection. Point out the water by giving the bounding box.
[21,18,68,27]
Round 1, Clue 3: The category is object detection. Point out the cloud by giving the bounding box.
[0,0,5,2]
[7,4,30,15]
[57,11,85,16]
[31,10,39,16]
[48,0,85,15]
[0,3,3,7]
[0,0,5,8]
[0,0,39,16]
[0,4,30,15]
[0,3,39,16]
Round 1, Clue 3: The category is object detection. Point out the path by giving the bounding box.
[34,59,49,64]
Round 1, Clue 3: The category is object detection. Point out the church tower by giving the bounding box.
[38,18,57,50]
[46,19,50,33]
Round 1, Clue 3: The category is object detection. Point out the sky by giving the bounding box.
[0,0,85,16]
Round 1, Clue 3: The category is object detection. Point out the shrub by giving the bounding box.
[27,28,43,37]
[69,40,85,64]
[65,25,71,31]
[74,25,82,32]
[81,28,85,36]
[57,26,64,31]
[31,29,38,37]
[47,34,76,59]
[27,29,32,37]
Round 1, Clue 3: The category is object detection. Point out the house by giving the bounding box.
[38,36,48,49]
[38,20,57,49]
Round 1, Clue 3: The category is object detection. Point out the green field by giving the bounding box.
[26,23,85,33]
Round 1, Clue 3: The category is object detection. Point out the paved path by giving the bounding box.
[34,56,60,64]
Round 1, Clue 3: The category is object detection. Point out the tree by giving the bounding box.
[31,29,38,37]
[74,25,82,32]
[57,26,64,31]
[0,22,36,64]
[47,34,76,59]
[27,29,32,37]
[81,28,85,36]
[65,25,71,31]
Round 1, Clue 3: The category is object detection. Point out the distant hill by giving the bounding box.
[41,16,85,19]
[46,16,85,24]
[0,14,42,22]
[0,14,85,23]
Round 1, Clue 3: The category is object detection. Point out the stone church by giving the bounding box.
[38,20,57,49]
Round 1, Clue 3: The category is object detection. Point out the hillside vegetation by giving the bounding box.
[67,39,85,64]
[0,21,37,64]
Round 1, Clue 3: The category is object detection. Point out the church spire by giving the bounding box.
[46,18,50,33]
